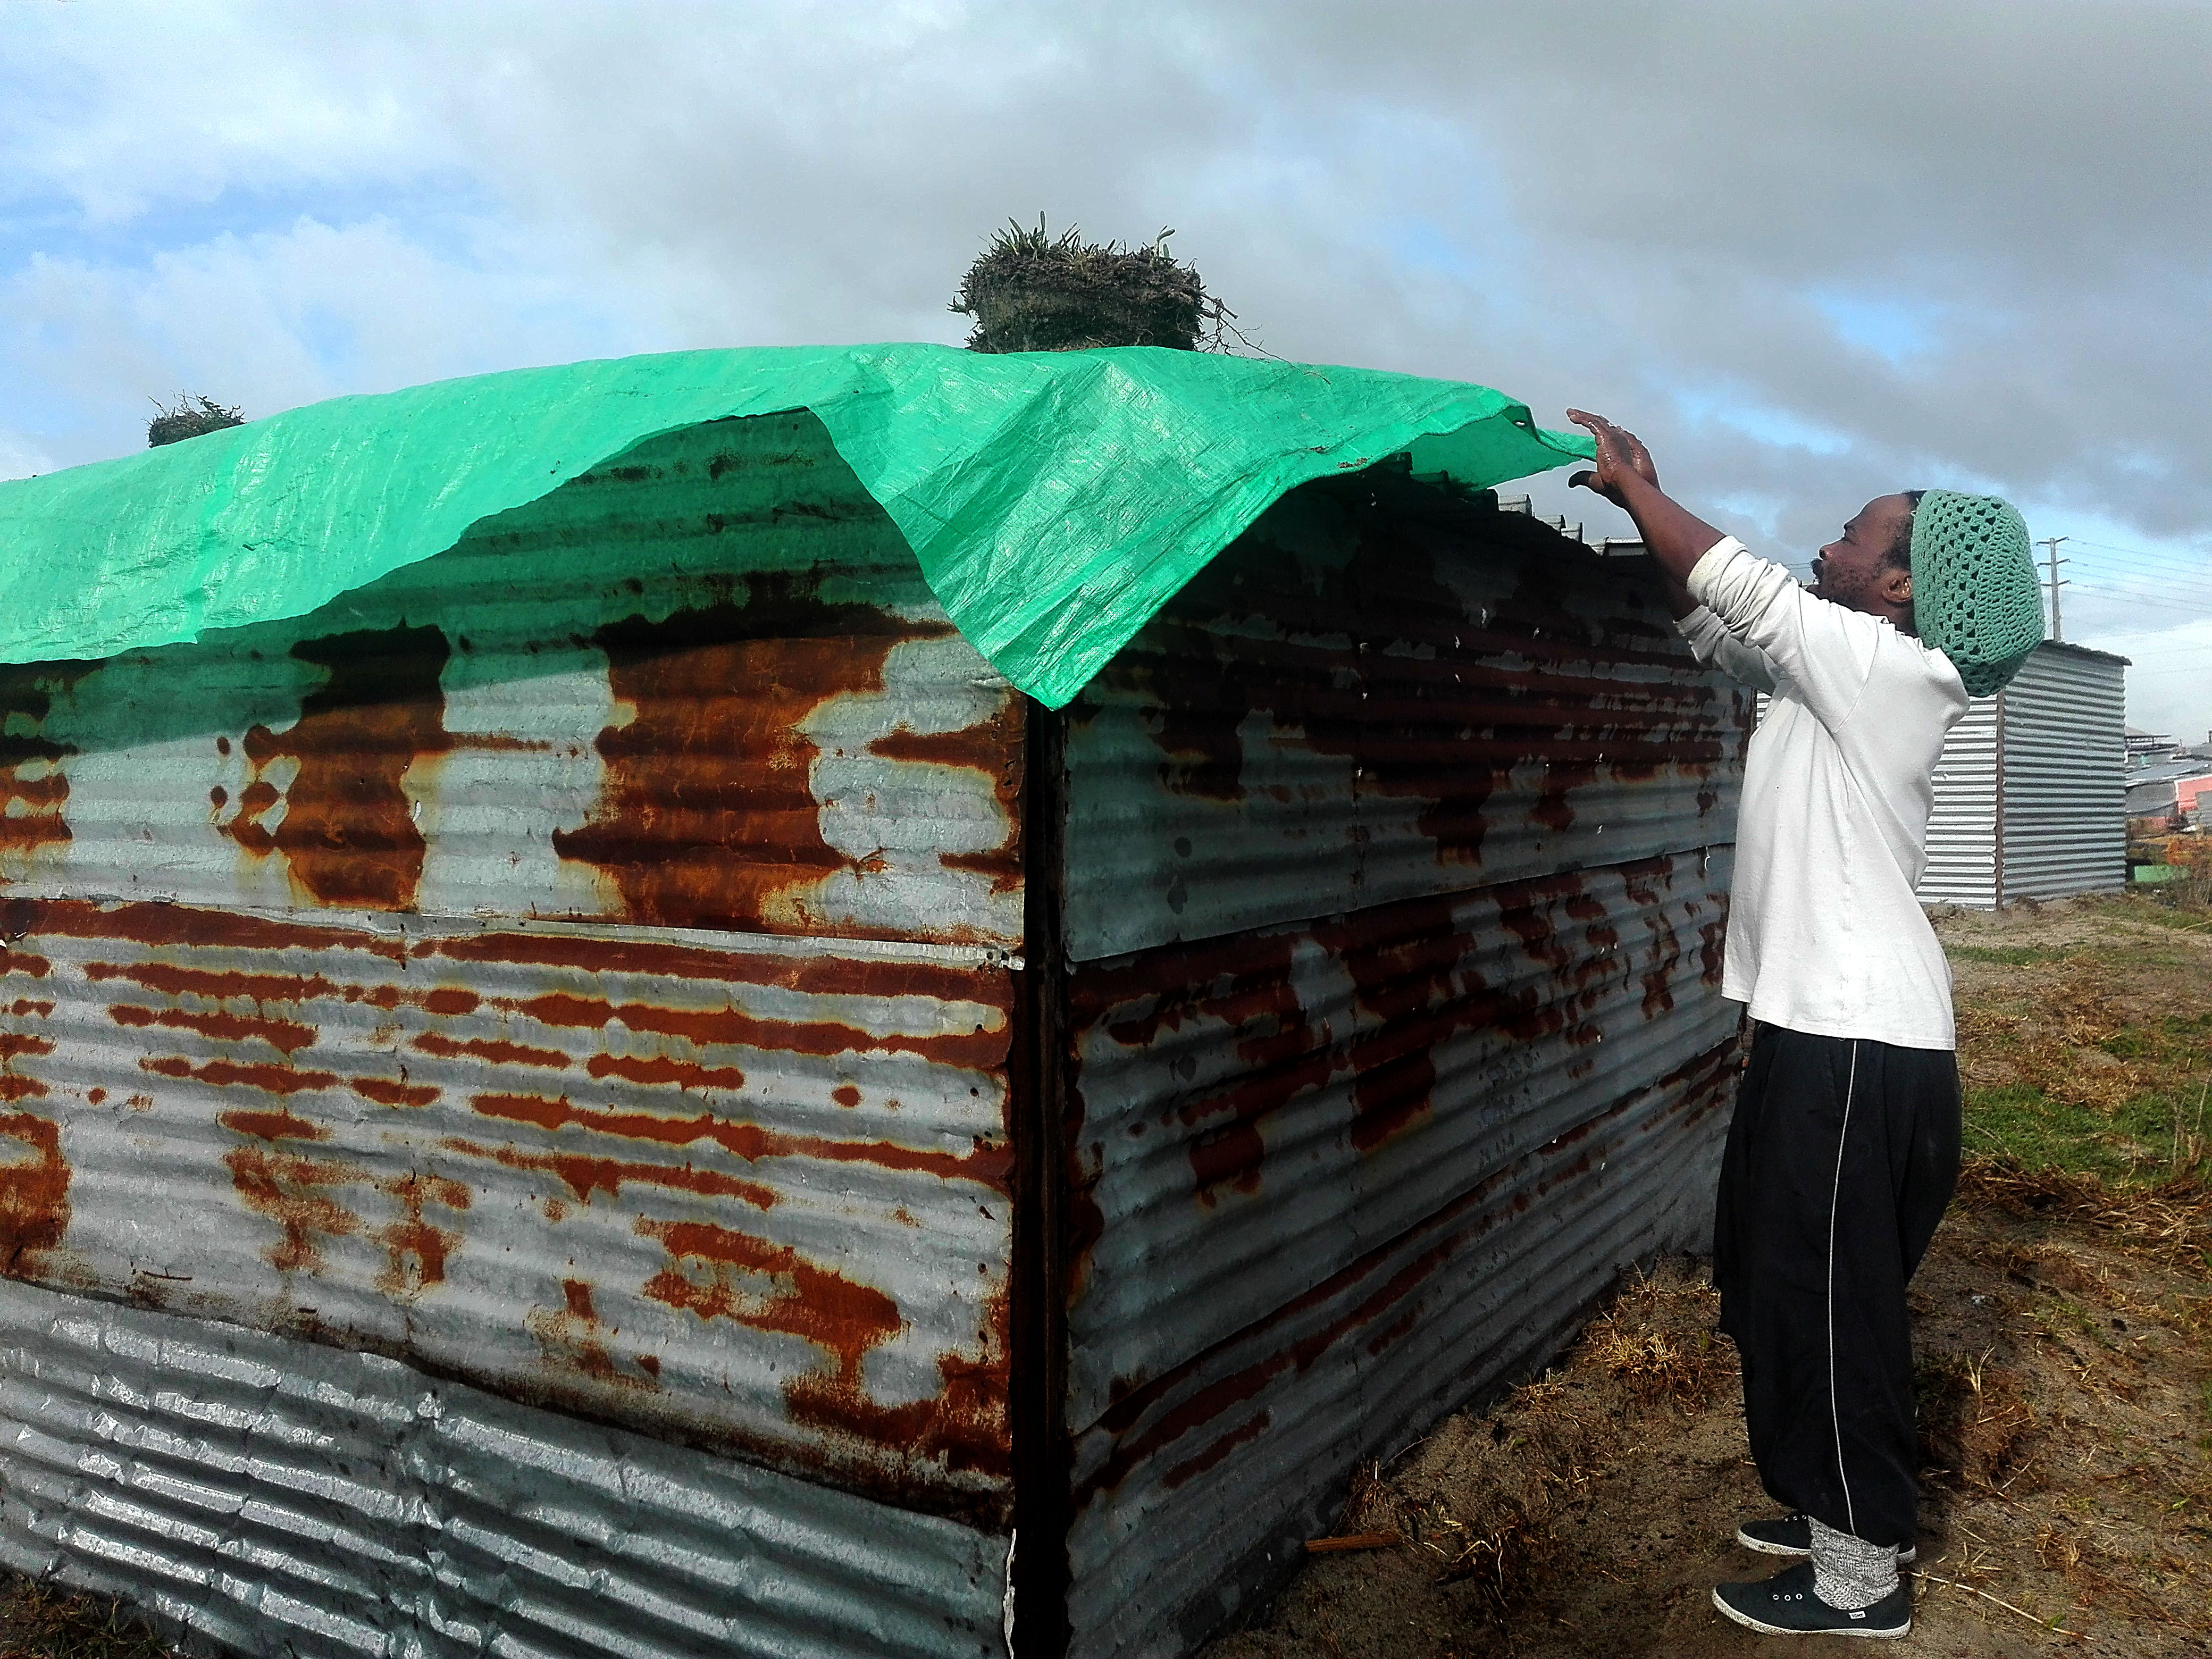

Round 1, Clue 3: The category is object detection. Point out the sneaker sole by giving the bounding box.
[1733,1526,1916,1564]
[1712,1588,1911,1639]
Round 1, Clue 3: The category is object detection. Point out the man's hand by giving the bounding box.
[1557,407,1725,590]
[1565,409,1659,508]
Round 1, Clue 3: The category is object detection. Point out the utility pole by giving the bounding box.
[2037,536,2069,641]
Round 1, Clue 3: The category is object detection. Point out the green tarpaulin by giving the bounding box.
[0,342,1591,708]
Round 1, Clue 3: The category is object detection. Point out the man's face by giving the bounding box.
[1811,495,1916,615]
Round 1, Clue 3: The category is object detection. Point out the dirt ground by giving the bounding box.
[1204,896,2212,1658]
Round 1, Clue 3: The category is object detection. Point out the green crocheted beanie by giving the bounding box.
[1908,490,2044,697]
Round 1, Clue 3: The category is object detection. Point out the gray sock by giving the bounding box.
[1808,1516,1900,1611]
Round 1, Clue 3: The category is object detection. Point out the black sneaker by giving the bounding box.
[1713,1561,1912,1639]
[1736,1512,1916,1564]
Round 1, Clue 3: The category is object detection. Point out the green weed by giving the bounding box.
[1964,1077,2210,1186]
[1948,943,2081,966]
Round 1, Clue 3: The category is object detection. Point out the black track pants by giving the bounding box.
[1713,1023,1961,1550]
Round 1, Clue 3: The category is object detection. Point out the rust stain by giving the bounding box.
[1699,913,1729,988]
[420,926,1008,1010]
[639,1218,1009,1478]
[216,1105,363,1273]
[23,898,408,962]
[1071,875,1635,1205]
[223,1144,363,1273]
[0,666,80,869]
[217,1106,327,1142]
[87,959,482,1022]
[868,711,1025,896]
[468,1090,1011,1190]
[375,1170,470,1298]
[144,1055,341,1095]
[1080,1034,1746,1482]
[584,1051,747,1092]
[107,1001,317,1057]
[549,580,962,932]
[411,1031,569,1069]
[9,999,54,1018]
[0,1109,68,1273]
[1313,897,1461,1154]
[0,946,51,980]
[440,1136,778,1210]
[500,989,1008,1073]
[350,1075,441,1109]
[224,624,451,910]
[1162,1407,1270,1492]
[526,1273,661,1392]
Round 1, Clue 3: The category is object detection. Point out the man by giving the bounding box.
[1564,409,2045,1639]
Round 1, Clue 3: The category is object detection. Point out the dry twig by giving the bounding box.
[1916,1570,2086,1642]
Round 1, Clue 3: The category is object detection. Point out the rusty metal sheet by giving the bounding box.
[1060,851,1738,1444]
[1064,1018,1737,1659]
[1058,859,1742,1657]
[0,1273,1010,1659]
[1045,476,1751,1653]
[0,896,1014,1527]
[1061,477,1748,961]
[0,412,1024,948]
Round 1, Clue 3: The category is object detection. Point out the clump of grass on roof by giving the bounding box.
[951,216,1232,353]
[146,394,245,448]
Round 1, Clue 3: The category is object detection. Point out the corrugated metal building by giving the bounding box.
[0,383,1747,1657]
[1919,641,2129,908]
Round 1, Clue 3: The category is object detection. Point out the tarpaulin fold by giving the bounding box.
[0,342,1592,707]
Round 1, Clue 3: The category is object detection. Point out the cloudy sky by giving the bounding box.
[4,1,2207,736]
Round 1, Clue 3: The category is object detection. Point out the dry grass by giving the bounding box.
[0,1583,169,1659]
[1957,1158,2212,1277]
[144,393,242,448]
[950,216,1231,354]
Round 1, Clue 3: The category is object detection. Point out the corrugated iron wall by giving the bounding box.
[1053,478,1747,1658]
[1998,644,2126,903]
[0,413,1027,1656]
[0,1275,1009,1659]
[1,900,1015,1520]
[1919,693,2000,909]
[1914,642,2126,909]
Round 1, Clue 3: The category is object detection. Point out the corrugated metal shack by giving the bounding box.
[0,348,1747,1659]
[1919,641,2129,908]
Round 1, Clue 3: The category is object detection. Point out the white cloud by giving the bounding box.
[0,428,54,482]
[2091,614,2212,742]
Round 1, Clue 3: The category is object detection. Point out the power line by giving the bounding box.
[2070,575,2212,605]
[2066,536,2212,572]
[2066,582,2212,611]
[2037,537,2069,639]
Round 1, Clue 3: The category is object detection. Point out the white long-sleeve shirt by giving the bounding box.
[1677,538,1970,1051]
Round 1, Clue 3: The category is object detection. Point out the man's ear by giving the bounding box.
[1882,566,1914,607]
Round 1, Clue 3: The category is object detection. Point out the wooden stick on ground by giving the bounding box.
[1303,1531,1404,1554]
